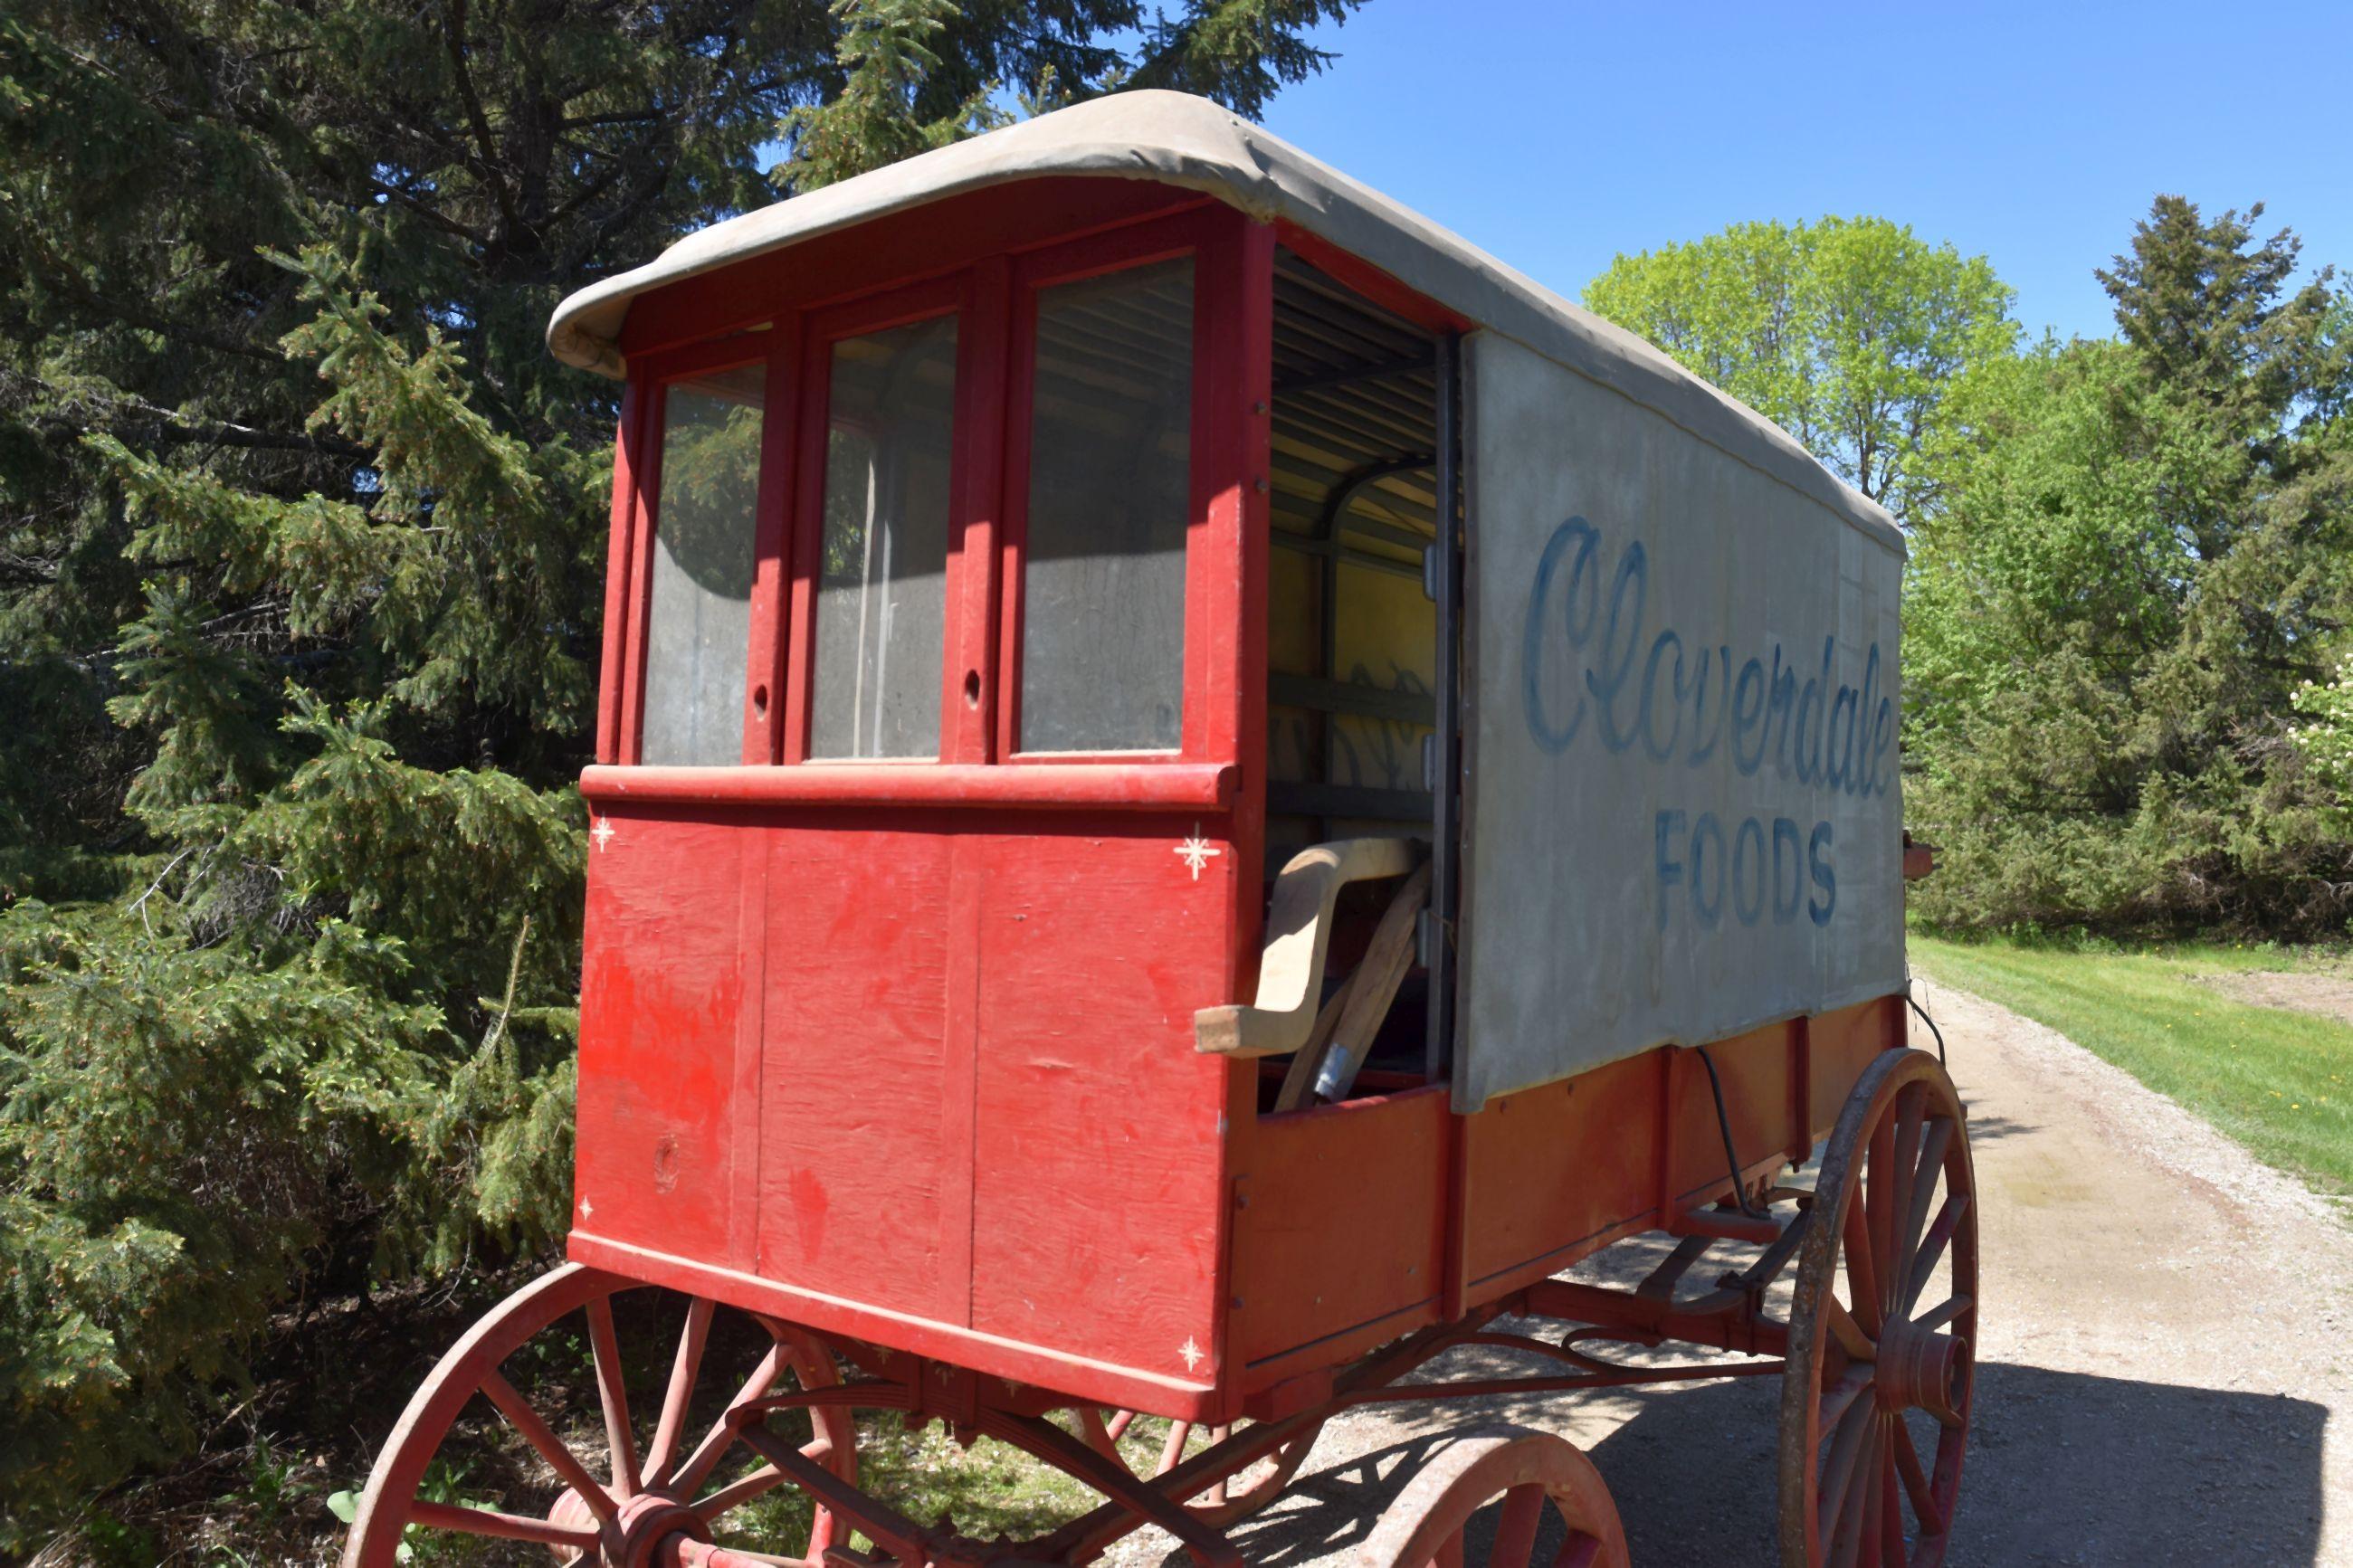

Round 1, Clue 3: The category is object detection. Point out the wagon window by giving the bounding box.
[1018,258,1193,753]
[642,364,765,766]
[809,315,958,759]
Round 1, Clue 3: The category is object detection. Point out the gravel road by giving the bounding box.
[1166,978,2353,1567]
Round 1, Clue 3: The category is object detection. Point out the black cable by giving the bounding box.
[1906,990,1948,1068]
[1691,1044,1768,1220]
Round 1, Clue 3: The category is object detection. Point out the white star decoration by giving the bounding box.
[1178,1336,1205,1373]
[1174,825,1221,881]
[578,1198,594,1219]
[590,817,616,852]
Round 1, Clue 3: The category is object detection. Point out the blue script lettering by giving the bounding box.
[1519,517,1895,803]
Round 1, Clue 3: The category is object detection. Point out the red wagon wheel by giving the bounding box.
[344,1264,857,1568]
[1082,1410,1325,1526]
[1359,1427,1625,1568]
[1779,1048,1978,1568]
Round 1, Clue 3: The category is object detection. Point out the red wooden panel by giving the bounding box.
[579,761,1236,813]
[967,818,1236,1387]
[574,812,752,1269]
[1230,1084,1448,1376]
[561,1235,1227,1421]
[1808,996,1900,1133]
[1458,1050,1662,1298]
[755,820,957,1323]
[1662,1024,1797,1213]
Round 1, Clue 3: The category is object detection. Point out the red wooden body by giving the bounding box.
[567,176,1905,1427]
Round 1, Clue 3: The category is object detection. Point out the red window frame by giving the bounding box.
[602,197,1266,812]
[778,271,979,766]
[613,330,789,768]
[996,205,1237,766]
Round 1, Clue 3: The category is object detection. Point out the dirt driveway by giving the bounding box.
[1176,979,2353,1567]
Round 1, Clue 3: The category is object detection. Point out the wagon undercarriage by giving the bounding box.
[347,1051,1975,1568]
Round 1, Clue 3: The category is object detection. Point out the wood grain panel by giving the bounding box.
[756,819,957,1321]
[575,811,751,1269]
[1231,1084,1447,1372]
[968,817,1234,1387]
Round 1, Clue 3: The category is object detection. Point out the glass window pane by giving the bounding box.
[642,364,765,766]
[1020,258,1193,753]
[809,315,957,759]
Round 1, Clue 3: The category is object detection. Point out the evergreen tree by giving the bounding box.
[1903,198,2353,933]
[0,0,1363,1542]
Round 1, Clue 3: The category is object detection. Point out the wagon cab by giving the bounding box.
[348,91,1971,1568]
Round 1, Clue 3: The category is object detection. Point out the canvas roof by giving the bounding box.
[547,90,1901,552]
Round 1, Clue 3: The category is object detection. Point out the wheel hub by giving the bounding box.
[1874,1318,1969,1427]
[544,1488,710,1568]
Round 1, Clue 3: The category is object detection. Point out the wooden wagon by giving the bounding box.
[346,91,1974,1568]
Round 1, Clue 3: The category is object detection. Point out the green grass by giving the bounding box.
[1909,935,2353,1197]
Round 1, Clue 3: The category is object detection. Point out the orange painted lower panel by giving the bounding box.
[1227,1083,1450,1373]
[1230,996,1909,1392]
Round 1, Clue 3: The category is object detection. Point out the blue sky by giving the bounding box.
[1254,0,2352,342]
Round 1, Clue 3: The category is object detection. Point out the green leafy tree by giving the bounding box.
[2291,660,2353,832]
[1903,199,2353,933]
[0,0,1363,1544]
[1583,215,2018,524]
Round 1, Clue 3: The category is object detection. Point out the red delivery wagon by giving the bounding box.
[348,90,1972,1568]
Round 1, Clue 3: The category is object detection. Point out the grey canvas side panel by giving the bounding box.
[1457,333,1905,1112]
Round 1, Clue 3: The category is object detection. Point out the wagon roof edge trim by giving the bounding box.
[547,90,1902,553]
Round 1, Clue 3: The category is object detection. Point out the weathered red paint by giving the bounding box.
[567,178,1921,1429]
[348,162,1967,1568]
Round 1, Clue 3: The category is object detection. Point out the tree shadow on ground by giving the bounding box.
[1215,1361,2324,1567]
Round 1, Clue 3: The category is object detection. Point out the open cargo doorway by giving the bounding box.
[1261,247,1448,1102]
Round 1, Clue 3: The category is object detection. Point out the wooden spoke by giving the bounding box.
[694,1461,786,1521]
[1817,1365,1875,1432]
[1489,1483,1546,1568]
[1913,1295,1972,1335]
[1157,1418,1194,1476]
[478,1370,618,1523]
[1853,1416,1888,1568]
[1434,1526,1466,1568]
[1877,1446,1905,1567]
[1558,1535,1604,1568]
[669,1341,787,1498]
[1840,1197,1884,1336]
[1887,1091,1924,1298]
[1865,1116,1898,1317]
[1905,1192,1971,1314]
[645,1295,716,1487]
[1891,1417,1944,1535]
[1826,1415,1873,1568]
[407,1499,601,1549]
[1075,1405,1120,1461]
[1815,1393,1876,1542]
[1903,1120,1955,1259]
[586,1296,643,1498]
[1824,1298,1877,1365]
